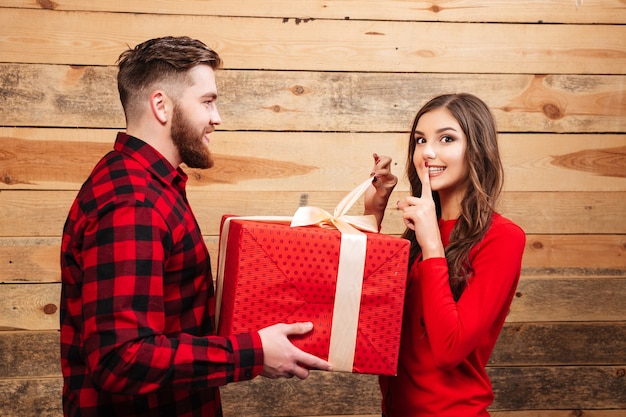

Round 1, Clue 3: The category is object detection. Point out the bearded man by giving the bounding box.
[60,36,331,417]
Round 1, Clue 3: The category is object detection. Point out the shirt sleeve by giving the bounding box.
[79,201,263,395]
[417,221,526,369]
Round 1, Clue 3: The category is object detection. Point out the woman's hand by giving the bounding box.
[397,161,445,259]
[364,153,398,228]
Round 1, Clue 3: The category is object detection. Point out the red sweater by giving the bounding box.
[380,214,525,416]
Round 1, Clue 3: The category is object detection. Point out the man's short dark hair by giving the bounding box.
[117,36,222,120]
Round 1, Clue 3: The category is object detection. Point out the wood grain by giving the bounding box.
[2,235,624,284]
[489,322,626,366]
[2,66,625,132]
[490,366,626,410]
[521,234,626,270]
[3,323,624,378]
[1,189,623,237]
[2,128,625,192]
[0,284,60,331]
[2,276,624,331]
[1,2,624,416]
[3,0,625,24]
[0,375,623,417]
[509,277,626,322]
[0,378,62,417]
[216,366,626,412]
[1,330,625,415]
[1,9,625,73]
[0,237,60,282]
[0,373,624,417]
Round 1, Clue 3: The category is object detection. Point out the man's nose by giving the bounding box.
[211,107,222,125]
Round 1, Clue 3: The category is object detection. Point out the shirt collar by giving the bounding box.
[114,132,188,189]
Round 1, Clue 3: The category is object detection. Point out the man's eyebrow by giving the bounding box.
[201,91,218,99]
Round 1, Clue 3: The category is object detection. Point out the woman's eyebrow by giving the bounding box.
[414,126,458,136]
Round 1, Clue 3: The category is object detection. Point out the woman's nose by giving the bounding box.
[422,143,435,159]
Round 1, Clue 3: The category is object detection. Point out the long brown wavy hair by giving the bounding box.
[403,93,503,301]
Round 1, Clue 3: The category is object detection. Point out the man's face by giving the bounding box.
[171,65,221,169]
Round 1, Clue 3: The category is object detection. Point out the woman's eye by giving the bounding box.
[415,137,426,144]
[441,135,454,143]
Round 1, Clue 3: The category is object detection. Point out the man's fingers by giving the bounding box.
[296,351,332,373]
[281,322,333,373]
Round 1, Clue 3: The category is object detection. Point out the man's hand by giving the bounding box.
[258,322,332,380]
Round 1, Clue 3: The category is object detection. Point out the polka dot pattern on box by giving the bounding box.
[219,219,409,375]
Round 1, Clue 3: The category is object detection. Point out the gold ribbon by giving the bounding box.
[215,177,378,372]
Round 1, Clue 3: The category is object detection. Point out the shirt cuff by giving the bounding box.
[230,331,264,382]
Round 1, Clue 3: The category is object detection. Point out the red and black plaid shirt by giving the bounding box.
[60,133,263,417]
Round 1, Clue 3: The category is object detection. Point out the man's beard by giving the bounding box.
[171,104,214,169]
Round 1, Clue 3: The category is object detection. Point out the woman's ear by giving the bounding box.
[150,90,169,124]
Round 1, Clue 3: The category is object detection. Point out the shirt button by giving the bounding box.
[245,370,252,378]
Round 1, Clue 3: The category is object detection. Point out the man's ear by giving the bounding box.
[150,91,169,124]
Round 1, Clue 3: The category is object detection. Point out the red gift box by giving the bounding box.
[215,211,409,375]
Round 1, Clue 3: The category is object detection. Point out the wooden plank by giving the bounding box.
[2,235,625,284]
[3,0,625,24]
[3,323,624,379]
[0,237,60,283]
[508,277,626,322]
[0,128,406,192]
[219,366,626,413]
[0,284,60,331]
[491,322,626,366]
[1,189,624,237]
[0,375,624,417]
[220,372,380,416]
[489,366,626,410]
[2,65,625,132]
[500,134,626,192]
[0,378,62,417]
[2,128,625,192]
[3,276,625,330]
[0,331,61,378]
[521,234,626,271]
[496,192,626,235]
[1,9,624,74]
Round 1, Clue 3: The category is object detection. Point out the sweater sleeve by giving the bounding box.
[417,220,525,369]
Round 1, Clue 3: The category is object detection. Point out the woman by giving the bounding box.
[365,93,525,416]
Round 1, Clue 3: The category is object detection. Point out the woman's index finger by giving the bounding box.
[419,161,433,199]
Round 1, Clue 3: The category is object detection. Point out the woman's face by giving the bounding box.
[412,107,469,200]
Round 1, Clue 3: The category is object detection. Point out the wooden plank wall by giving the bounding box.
[1,1,625,416]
